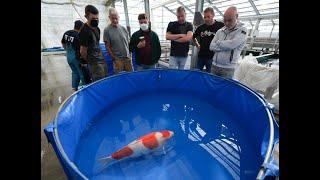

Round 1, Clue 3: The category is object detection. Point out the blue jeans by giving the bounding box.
[197,57,213,73]
[169,56,187,69]
[67,59,85,90]
[136,64,157,71]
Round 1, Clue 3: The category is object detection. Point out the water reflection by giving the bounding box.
[162,104,170,111]
[93,113,179,178]
[180,104,241,180]
[93,101,242,179]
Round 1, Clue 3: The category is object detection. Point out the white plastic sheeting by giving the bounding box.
[41,53,73,110]
[234,54,279,111]
[41,0,110,48]
[269,87,279,111]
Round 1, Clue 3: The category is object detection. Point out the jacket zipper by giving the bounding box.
[216,31,228,65]
[230,50,234,63]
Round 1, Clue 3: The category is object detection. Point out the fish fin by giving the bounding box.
[98,156,113,166]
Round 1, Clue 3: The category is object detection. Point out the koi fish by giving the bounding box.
[99,130,174,166]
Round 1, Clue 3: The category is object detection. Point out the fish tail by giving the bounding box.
[98,156,113,166]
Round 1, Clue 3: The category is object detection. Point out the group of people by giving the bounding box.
[170,6,247,78]
[61,4,247,91]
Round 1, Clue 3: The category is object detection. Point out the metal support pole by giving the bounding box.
[144,0,151,22]
[250,19,261,49]
[269,19,275,39]
[273,33,279,52]
[249,20,254,36]
[123,0,131,36]
[248,0,260,15]
[191,0,204,70]
[195,0,204,13]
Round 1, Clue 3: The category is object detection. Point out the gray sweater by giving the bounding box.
[209,22,248,69]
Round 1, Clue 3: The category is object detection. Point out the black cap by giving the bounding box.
[74,20,84,30]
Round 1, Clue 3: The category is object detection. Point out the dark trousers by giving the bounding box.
[197,57,213,73]
[80,64,92,84]
[88,61,108,82]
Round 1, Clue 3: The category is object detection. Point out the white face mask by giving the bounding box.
[140,23,149,31]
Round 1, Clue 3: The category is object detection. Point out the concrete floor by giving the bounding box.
[41,104,67,180]
[41,53,71,180]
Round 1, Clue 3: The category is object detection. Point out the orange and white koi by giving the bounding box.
[99,130,174,166]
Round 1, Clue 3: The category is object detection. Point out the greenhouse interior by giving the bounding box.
[41,0,279,179]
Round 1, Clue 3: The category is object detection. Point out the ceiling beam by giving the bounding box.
[205,0,224,16]
[248,0,260,15]
[271,19,275,25]
[216,13,278,21]
[162,5,176,16]
[151,0,176,9]
[176,0,194,14]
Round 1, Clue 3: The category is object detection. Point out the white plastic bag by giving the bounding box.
[234,57,279,112]
[237,53,258,64]
[234,61,279,94]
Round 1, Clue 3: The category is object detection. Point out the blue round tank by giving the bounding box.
[44,69,278,180]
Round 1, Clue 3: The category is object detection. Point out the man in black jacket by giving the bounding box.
[129,13,161,70]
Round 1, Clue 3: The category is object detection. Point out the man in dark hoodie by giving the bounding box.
[129,13,161,70]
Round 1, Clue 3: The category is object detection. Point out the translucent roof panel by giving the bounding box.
[239,11,258,16]
[259,19,275,26]
[212,0,256,18]
[202,2,223,19]
[164,2,181,9]
[179,0,195,7]
[41,0,279,47]
[151,0,278,22]
[115,0,146,35]
[151,6,179,41]
[254,0,279,14]
[188,5,196,11]
[253,0,279,6]
[212,0,250,7]
[242,20,256,28]
[240,17,279,38]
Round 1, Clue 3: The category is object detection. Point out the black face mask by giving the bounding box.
[90,19,99,27]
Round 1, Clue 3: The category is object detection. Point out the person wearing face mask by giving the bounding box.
[79,5,107,82]
[103,7,132,74]
[129,13,161,70]
[192,7,224,73]
[166,6,193,69]
[209,6,248,79]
